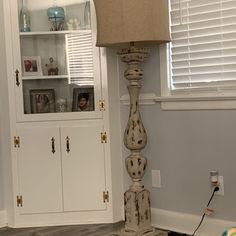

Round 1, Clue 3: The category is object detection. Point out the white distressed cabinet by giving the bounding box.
[2,0,120,227]
[61,123,107,212]
[17,122,107,215]
[17,126,63,215]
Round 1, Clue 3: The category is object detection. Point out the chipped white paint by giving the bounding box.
[118,47,159,236]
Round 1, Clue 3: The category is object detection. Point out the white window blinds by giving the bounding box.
[66,31,94,86]
[170,0,236,92]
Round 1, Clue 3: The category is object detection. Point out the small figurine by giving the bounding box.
[56,98,67,112]
[67,19,74,30]
[45,57,58,76]
[74,18,80,30]
[66,18,81,30]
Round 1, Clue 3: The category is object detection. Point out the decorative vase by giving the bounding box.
[56,98,67,112]
[47,6,65,31]
[84,1,91,29]
[20,0,31,32]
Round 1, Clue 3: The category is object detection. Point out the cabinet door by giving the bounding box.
[17,126,63,214]
[61,123,107,212]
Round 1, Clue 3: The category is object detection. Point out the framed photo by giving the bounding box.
[30,89,56,114]
[22,56,42,76]
[72,87,94,112]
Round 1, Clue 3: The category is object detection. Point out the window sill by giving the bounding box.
[120,93,236,110]
[159,95,236,110]
[120,93,157,105]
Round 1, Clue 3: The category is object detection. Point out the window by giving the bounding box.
[160,0,236,109]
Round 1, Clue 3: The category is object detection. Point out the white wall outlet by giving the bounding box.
[210,170,219,184]
[215,175,224,196]
[152,170,161,188]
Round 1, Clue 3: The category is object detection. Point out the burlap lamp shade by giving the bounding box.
[94,0,171,46]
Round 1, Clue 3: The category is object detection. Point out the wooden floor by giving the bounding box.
[0,223,192,236]
[0,222,124,236]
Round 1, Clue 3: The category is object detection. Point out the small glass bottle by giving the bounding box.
[20,0,31,32]
[84,0,91,29]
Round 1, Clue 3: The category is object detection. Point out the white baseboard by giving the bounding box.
[0,210,7,228]
[151,208,236,236]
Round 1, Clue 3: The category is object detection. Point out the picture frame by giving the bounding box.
[30,89,56,114]
[72,87,94,112]
[22,56,43,76]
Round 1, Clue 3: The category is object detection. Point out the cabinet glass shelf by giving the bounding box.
[20,30,92,36]
[22,75,94,81]
[22,75,68,80]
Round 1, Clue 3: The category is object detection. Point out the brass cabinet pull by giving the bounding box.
[51,137,55,154]
[66,136,70,153]
[15,69,20,86]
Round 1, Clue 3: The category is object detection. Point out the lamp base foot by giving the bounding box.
[119,227,164,236]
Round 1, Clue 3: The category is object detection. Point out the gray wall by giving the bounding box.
[115,46,236,222]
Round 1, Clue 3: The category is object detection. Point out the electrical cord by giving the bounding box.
[191,186,219,236]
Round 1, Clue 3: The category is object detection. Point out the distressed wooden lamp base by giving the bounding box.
[120,190,161,236]
[118,46,159,236]
[121,227,161,236]
[121,228,163,236]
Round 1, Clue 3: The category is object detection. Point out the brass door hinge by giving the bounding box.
[103,191,109,203]
[101,132,107,143]
[99,100,105,111]
[14,136,20,148]
[17,195,23,207]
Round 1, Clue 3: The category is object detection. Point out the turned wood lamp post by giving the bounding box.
[94,0,171,235]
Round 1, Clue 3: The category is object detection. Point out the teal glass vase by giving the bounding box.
[47,6,65,31]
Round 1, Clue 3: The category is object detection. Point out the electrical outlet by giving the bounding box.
[210,170,218,184]
[152,170,161,188]
[215,176,224,196]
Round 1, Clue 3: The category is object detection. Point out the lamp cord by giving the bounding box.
[191,186,219,236]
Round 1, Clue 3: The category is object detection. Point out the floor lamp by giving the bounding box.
[94,1,171,235]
